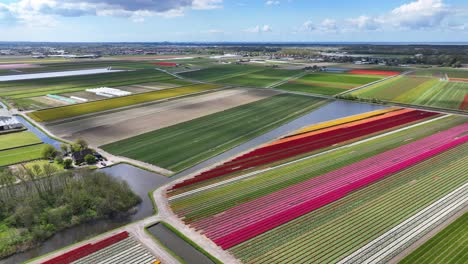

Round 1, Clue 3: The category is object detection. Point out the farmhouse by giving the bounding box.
[0,110,23,131]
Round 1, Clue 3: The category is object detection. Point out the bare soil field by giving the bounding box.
[31,96,71,107]
[46,88,280,146]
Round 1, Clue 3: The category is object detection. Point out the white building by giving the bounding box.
[0,110,23,131]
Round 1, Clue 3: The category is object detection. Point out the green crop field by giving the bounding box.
[229,142,468,263]
[179,64,304,87]
[0,144,44,167]
[277,73,383,95]
[0,69,174,99]
[0,131,42,151]
[102,94,327,172]
[169,116,466,222]
[28,83,221,122]
[218,69,303,88]
[400,213,467,264]
[179,65,264,82]
[348,76,468,111]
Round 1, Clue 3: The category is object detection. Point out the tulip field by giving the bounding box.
[170,108,438,190]
[168,115,468,263]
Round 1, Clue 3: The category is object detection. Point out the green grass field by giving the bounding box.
[28,83,221,122]
[218,68,303,88]
[348,76,468,111]
[180,64,303,88]
[230,142,468,263]
[0,131,42,151]
[102,94,327,172]
[277,72,383,95]
[179,64,264,82]
[0,144,44,167]
[400,213,467,264]
[0,69,174,99]
[169,116,466,222]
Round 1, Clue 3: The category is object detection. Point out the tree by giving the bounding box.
[60,144,69,155]
[41,144,57,160]
[63,159,73,169]
[75,138,88,150]
[84,154,96,164]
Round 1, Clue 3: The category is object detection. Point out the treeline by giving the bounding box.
[0,166,141,258]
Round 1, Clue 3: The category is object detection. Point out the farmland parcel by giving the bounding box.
[28,83,221,122]
[347,75,468,111]
[277,72,384,95]
[180,65,303,88]
[46,88,280,146]
[0,69,174,100]
[102,94,327,172]
[168,116,467,263]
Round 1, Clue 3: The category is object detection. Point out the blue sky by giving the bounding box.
[0,0,467,42]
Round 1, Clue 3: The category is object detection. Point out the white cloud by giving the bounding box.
[320,18,337,31]
[244,24,272,33]
[265,1,280,6]
[0,0,223,26]
[347,16,382,30]
[201,29,224,34]
[389,0,449,29]
[345,0,452,31]
[302,20,315,31]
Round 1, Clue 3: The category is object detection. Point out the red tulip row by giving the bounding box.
[42,231,129,264]
[459,93,468,110]
[189,124,468,249]
[170,110,437,191]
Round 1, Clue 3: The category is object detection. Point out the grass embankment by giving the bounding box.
[277,72,383,95]
[28,83,221,122]
[399,213,467,264]
[0,69,174,99]
[102,94,327,172]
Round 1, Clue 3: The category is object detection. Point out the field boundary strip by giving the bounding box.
[168,114,451,200]
[338,183,467,264]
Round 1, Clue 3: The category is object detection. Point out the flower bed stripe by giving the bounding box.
[291,107,399,137]
[459,93,468,110]
[42,231,129,264]
[188,124,467,249]
[348,70,400,76]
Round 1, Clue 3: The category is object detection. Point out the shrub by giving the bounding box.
[63,159,73,169]
[84,154,97,164]
[41,144,57,160]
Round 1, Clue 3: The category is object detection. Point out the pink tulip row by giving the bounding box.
[189,124,468,249]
